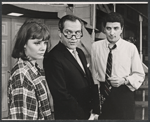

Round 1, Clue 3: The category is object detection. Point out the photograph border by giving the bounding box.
[1,0,149,121]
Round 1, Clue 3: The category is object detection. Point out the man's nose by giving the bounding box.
[110,29,115,35]
[71,35,76,40]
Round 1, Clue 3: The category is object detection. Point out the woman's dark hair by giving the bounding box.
[103,12,124,28]
[12,19,51,60]
[58,14,83,32]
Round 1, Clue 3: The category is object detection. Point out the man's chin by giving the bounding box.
[108,39,118,43]
[69,46,77,50]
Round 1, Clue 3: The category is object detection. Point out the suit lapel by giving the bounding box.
[77,49,89,75]
[64,50,85,75]
[77,49,92,85]
[58,42,85,75]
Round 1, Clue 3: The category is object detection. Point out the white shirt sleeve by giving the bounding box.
[126,45,145,91]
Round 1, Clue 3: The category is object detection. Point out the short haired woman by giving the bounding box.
[8,19,52,120]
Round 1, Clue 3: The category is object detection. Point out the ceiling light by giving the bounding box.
[7,12,23,16]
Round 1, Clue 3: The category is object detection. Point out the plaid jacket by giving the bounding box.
[8,58,52,120]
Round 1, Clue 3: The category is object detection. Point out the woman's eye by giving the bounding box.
[34,42,40,45]
[44,41,48,45]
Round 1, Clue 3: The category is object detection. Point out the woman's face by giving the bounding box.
[24,38,47,61]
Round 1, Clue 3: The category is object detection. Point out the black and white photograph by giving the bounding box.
[1,2,148,120]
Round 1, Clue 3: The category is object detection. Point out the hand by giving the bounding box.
[94,114,99,120]
[108,76,125,87]
[88,113,99,120]
[88,113,95,120]
[50,111,55,120]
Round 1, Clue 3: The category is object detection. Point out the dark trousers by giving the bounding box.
[99,83,135,120]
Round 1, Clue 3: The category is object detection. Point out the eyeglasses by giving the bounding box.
[62,30,83,39]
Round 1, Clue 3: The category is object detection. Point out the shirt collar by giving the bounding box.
[67,48,73,52]
[105,38,123,49]
[18,58,39,75]
[67,48,77,55]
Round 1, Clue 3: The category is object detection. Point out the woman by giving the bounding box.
[8,19,52,120]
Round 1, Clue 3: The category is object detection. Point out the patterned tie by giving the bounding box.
[102,44,117,99]
[73,50,85,73]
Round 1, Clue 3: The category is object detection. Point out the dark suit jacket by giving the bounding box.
[43,42,99,120]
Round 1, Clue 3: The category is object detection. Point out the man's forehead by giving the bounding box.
[106,22,121,27]
[64,20,80,24]
[64,20,81,28]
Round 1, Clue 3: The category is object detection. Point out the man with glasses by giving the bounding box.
[43,15,100,120]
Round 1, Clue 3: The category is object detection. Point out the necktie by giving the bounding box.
[102,44,117,99]
[73,50,85,73]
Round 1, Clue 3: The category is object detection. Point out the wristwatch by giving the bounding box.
[124,77,128,85]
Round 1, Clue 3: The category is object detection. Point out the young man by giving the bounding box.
[91,12,145,120]
[43,15,99,120]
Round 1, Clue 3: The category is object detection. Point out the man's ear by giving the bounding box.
[58,29,61,38]
[103,28,106,34]
[59,32,61,38]
[121,27,124,33]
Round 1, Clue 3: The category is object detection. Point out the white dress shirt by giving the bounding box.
[91,38,145,91]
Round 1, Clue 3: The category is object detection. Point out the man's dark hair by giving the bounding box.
[103,12,124,28]
[58,14,83,32]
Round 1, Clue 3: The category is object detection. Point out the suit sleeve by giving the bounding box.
[43,54,86,119]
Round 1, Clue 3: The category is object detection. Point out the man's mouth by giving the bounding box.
[69,42,76,45]
[109,36,115,39]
